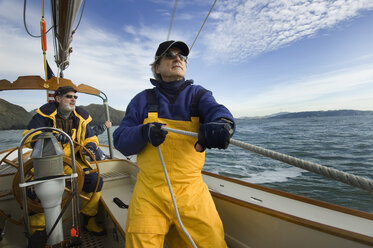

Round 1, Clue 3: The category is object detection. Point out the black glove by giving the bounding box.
[83,145,96,158]
[196,120,233,151]
[142,122,168,147]
[54,133,69,144]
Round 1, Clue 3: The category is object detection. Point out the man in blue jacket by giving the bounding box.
[24,86,105,236]
[114,40,235,247]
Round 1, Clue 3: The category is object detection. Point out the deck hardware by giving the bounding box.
[113,197,128,209]
[18,127,81,246]
[250,197,263,203]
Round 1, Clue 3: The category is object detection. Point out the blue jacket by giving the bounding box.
[24,102,98,154]
[113,79,235,156]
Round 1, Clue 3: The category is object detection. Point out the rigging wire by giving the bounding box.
[190,0,218,51]
[167,0,179,40]
[72,0,87,33]
[23,0,54,38]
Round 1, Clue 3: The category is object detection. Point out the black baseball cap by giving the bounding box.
[54,86,77,98]
[155,40,189,58]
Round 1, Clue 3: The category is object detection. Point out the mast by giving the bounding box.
[51,0,84,76]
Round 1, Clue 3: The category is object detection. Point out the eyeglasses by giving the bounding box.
[162,51,188,62]
[64,94,78,99]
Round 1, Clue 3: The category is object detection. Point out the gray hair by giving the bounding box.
[150,57,162,81]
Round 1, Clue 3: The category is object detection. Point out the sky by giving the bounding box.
[1,0,373,118]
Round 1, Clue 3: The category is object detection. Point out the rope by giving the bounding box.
[23,0,54,38]
[157,147,197,248]
[190,0,218,51]
[161,126,373,193]
[167,0,179,40]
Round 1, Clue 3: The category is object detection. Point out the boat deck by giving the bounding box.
[100,167,134,233]
[2,147,373,247]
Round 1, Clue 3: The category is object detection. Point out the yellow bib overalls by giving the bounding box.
[125,108,227,247]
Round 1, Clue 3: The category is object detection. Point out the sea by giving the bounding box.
[1,115,373,213]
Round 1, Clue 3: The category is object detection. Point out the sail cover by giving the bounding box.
[51,0,83,72]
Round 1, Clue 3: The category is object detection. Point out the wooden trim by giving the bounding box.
[100,197,126,240]
[2,159,18,168]
[0,76,100,96]
[0,147,18,154]
[0,190,12,197]
[211,190,373,247]
[202,170,373,220]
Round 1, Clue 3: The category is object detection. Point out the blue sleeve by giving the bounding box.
[24,114,53,147]
[91,124,106,136]
[27,113,53,129]
[84,122,98,150]
[198,91,236,132]
[113,92,148,156]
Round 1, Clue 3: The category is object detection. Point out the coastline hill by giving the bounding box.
[1,98,372,130]
[80,104,125,126]
[0,98,125,130]
[236,110,373,120]
[0,99,32,130]
[267,110,373,119]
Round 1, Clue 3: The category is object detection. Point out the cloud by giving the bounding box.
[0,0,195,111]
[0,0,152,111]
[203,0,373,62]
[2,0,372,117]
[231,63,373,117]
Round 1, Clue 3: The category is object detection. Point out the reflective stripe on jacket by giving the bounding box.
[23,102,99,158]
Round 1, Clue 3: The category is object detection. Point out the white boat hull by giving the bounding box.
[1,148,373,247]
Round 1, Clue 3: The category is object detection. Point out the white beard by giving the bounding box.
[58,103,75,119]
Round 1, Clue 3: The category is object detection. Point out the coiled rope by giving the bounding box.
[161,126,373,193]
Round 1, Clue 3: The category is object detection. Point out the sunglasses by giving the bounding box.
[64,94,78,99]
[163,51,188,62]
